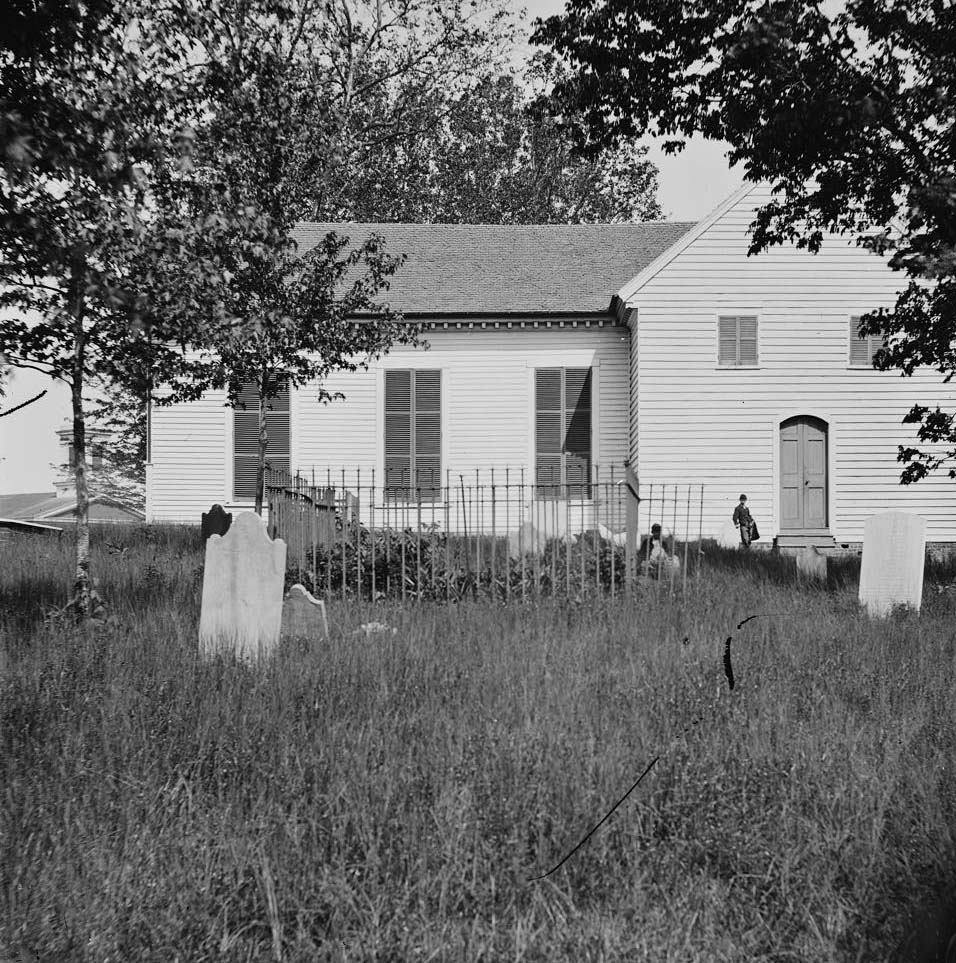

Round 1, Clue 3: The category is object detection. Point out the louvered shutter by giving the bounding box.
[535,368,563,497]
[385,369,441,501]
[849,316,878,366]
[233,378,290,500]
[738,316,758,365]
[414,370,441,501]
[718,316,738,365]
[564,367,592,497]
[385,370,412,498]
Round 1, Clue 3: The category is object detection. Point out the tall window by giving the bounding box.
[849,316,883,367]
[233,377,290,500]
[385,369,441,501]
[535,367,592,498]
[718,315,758,366]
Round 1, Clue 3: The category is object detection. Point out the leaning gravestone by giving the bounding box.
[281,583,329,641]
[201,503,232,542]
[858,511,926,617]
[796,544,828,582]
[199,512,287,661]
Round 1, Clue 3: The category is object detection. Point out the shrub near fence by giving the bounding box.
[266,467,706,602]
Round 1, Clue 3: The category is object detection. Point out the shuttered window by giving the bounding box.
[385,369,441,502]
[849,316,883,367]
[535,367,592,499]
[233,377,290,500]
[718,315,758,366]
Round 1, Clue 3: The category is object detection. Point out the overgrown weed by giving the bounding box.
[1,527,955,961]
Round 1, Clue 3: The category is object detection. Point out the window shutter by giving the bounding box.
[414,369,441,498]
[849,316,877,366]
[564,367,591,494]
[718,316,738,365]
[233,378,290,500]
[385,370,412,495]
[535,368,563,495]
[385,369,441,501]
[738,316,758,365]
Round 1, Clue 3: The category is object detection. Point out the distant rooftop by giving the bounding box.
[292,221,696,316]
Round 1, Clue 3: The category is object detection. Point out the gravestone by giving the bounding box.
[858,511,926,617]
[199,512,287,661]
[201,504,232,542]
[508,520,547,558]
[281,583,329,641]
[796,544,828,582]
[717,519,739,549]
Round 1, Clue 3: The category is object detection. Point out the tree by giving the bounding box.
[164,0,417,514]
[0,0,232,616]
[535,0,956,481]
[325,68,662,223]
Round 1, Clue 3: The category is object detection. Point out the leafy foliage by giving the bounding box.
[535,0,956,480]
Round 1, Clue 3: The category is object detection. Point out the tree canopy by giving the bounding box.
[535,0,956,481]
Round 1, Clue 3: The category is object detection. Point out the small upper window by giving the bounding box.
[849,316,883,367]
[718,316,758,367]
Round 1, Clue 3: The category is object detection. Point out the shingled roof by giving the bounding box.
[292,222,696,316]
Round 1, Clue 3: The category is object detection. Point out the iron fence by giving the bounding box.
[265,466,706,603]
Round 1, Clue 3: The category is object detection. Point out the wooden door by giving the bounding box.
[780,416,828,530]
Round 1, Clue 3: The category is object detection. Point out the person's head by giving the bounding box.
[738,494,747,504]
[651,523,661,535]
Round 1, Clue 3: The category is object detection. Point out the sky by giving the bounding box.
[0,0,742,497]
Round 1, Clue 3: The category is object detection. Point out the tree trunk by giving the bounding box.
[253,375,269,516]
[71,288,91,618]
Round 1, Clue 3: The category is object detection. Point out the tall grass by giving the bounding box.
[2,527,956,961]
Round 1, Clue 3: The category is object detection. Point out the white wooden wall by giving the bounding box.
[629,185,956,543]
[147,323,630,521]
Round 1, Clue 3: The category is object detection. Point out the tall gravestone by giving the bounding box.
[199,512,287,661]
[201,503,232,542]
[859,511,926,617]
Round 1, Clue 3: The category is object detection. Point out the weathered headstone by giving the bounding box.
[717,519,739,549]
[199,512,287,661]
[201,503,232,542]
[859,511,926,617]
[281,583,329,641]
[796,544,828,582]
[508,520,547,558]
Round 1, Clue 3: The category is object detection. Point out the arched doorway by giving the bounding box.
[780,416,828,531]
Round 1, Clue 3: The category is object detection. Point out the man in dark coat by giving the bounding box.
[733,494,754,549]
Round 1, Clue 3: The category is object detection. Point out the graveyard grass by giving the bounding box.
[2,528,956,963]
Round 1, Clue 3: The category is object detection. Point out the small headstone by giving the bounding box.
[796,544,828,581]
[508,520,547,558]
[717,519,739,549]
[201,503,232,542]
[199,512,287,661]
[281,583,329,641]
[859,511,926,617]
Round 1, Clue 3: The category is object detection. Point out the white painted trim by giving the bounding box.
[770,409,838,538]
[618,183,756,303]
[224,401,233,503]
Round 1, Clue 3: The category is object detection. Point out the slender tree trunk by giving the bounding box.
[253,372,269,516]
[70,280,91,618]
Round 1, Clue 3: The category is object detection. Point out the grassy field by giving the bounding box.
[2,526,955,962]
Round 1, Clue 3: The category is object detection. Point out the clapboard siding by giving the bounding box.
[147,324,630,520]
[296,324,630,483]
[149,389,228,521]
[629,184,956,543]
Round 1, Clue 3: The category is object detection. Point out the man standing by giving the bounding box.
[733,494,754,549]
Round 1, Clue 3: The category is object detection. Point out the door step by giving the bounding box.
[773,532,837,555]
